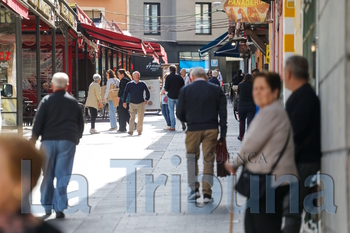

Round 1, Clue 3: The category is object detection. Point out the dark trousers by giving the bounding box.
[245,185,289,233]
[89,107,97,129]
[282,163,320,233]
[118,101,130,131]
[238,105,256,139]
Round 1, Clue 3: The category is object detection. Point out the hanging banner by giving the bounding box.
[266,44,270,64]
[224,0,270,23]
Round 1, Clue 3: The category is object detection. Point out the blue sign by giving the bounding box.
[211,59,218,67]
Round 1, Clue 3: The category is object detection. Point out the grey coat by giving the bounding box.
[231,101,298,181]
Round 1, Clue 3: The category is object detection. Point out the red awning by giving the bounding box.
[146,42,168,64]
[80,23,167,63]
[1,0,28,19]
[81,23,142,44]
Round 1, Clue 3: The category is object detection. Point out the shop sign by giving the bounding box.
[37,0,52,19]
[28,0,38,7]
[59,1,76,30]
[266,44,270,64]
[224,0,270,23]
[211,59,218,67]
[0,52,11,61]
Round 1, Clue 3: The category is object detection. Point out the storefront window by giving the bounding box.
[0,4,17,126]
[22,48,63,92]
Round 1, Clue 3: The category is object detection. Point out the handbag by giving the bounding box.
[235,129,291,199]
[163,95,168,104]
[216,138,230,177]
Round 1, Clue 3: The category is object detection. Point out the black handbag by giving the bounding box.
[235,129,291,199]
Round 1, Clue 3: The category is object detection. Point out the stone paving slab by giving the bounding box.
[40,102,246,232]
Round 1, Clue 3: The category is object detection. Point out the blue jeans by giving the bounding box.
[108,100,117,128]
[40,140,76,213]
[168,98,178,128]
[162,104,171,126]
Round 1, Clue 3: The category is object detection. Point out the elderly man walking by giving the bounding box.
[165,65,184,131]
[177,67,227,203]
[31,72,84,219]
[123,71,150,136]
[282,56,321,233]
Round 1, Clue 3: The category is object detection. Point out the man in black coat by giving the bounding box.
[282,56,321,233]
[164,65,184,131]
[177,67,227,204]
[31,72,84,219]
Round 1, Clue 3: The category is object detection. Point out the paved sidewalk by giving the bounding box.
[35,103,246,233]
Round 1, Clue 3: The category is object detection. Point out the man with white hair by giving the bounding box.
[123,71,150,135]
[181,68,191,86]
[177,67,227,203]
[31,72,84,219]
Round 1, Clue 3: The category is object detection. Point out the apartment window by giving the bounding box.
[195,3,211,35]
[144,3,160,35]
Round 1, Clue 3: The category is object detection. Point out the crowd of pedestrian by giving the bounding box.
[0,55,321,233]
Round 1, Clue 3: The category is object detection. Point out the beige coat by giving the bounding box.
[231,101,298,181]
[85,82,102,110]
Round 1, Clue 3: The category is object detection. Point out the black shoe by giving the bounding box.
[237,136,242,141]
[203,194,214,204]
[188,189,200,203]
[56,211,65,219]
[117,130,127,133]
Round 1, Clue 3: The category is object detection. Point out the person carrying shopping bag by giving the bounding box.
[161,73,171,130]
[104,69,120,131]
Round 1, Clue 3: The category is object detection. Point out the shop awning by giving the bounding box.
[146,42,168,64]
[198,32,228,56]
[1,0,28,19]
[80,23,165,62]
[214,41,240,58]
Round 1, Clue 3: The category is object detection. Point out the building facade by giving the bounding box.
[128,0,230,81]
[67,0,127,30]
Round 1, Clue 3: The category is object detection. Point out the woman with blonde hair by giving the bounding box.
[161,73,171,130]
[85,74,103,134]
[104,69,120,131]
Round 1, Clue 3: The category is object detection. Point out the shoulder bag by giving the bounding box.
[235,129,291,199]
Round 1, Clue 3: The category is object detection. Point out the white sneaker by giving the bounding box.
[90,129,100,134]
[108,127,118,131]
[163,126,170,130]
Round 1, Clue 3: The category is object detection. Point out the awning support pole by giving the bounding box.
[52,28,56,74]
[75,38,79,98]
[85,42,88,99]
[16,16,23,134]
[64,25,69,75]
[105,48,108,85]
[36,15,41,104]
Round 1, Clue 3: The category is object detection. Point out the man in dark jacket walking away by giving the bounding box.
[117,69,132,132]
[165,65,184,131]
[31,72,84,219]
[282,56,321,233]
[177,67,227,204]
